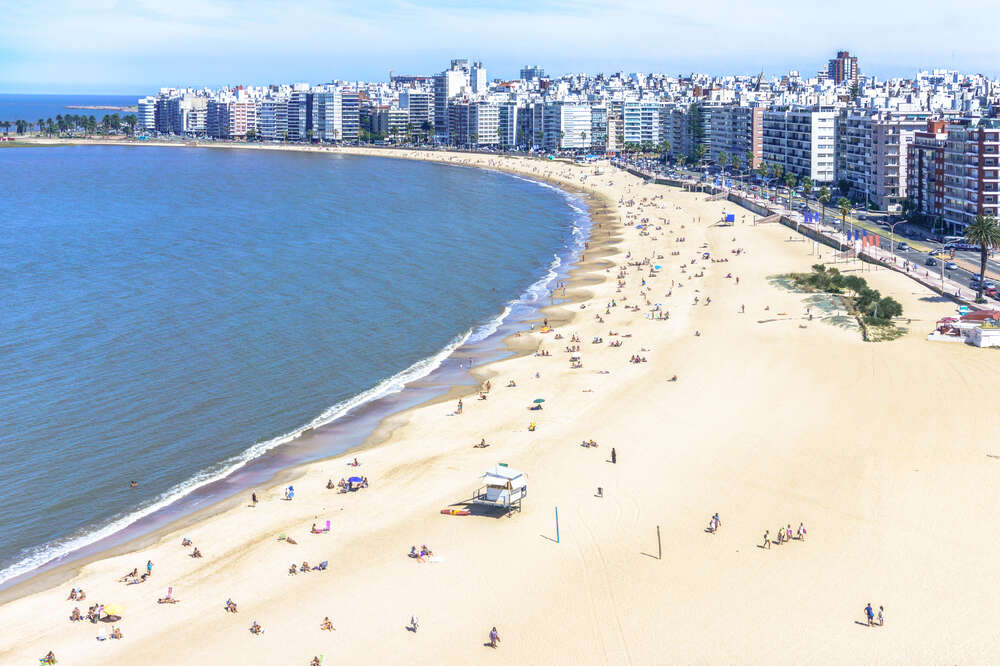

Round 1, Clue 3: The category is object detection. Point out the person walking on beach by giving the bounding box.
[457,399,463,415]
[877,606,884,626]
[797,522,806,541]
[864,603,875,627]
[488,626,500,648]
[251,491,258,507]
[611,448,617,464]
[410,615,419,633]
[146,560,153,577]
[762,531,770,549]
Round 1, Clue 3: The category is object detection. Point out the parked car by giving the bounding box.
[945,262,959,270]
[897,242,910,251]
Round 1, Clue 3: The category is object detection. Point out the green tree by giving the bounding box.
[659,140,670,164]
[818,186,831,225]
[694,143,707,168]
[963,214,1000,301]
[838,179,851,197]
[581,130,587,151]
[801,176,813,199]
[785,173,797,208]
[837,196,853,236]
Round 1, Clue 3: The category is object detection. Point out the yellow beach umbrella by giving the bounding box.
[103,603,125,616]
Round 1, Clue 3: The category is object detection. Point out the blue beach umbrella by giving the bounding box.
[654,265,662,269]
[348,476,363,484]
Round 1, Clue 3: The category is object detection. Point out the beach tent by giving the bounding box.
[473,465,527,513]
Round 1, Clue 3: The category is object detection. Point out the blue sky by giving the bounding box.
[1,0,998,93]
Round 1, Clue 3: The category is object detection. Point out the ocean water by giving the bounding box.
[0,146,587,586]
[0,94,140,124]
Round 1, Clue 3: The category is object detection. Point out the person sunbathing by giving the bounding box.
[157,596,179,604]
[506,380,516,387]
[191,548,202,558]
[225,599,238,613]
[250,621,263,635]
[67,588,78,600]
[326,479,335,489]
[118,568,138,582]
[70,607,81,621]
[313,561,328,571]
[181,538,192,547]
[321,617,335,631]
[111,627,122,640]
[289,563,298,575]
[300,561,310,573]
[41,651,56,665]
[311,658,321,666]
[310,523,319,533]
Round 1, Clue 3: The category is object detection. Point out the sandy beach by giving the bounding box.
[4,143,1000,665]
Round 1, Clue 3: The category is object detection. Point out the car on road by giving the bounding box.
[928,249,941,256]
[945,262,959,270]
[897,242,910,251]
[925,257,938,266]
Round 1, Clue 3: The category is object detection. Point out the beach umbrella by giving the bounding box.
[654,265,662,269]
[347,476,363,484]
[103,604,125,615]
[533,398,545,403]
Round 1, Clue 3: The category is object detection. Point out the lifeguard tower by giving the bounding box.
[472,464,527,515]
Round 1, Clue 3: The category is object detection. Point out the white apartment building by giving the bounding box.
[542,102,591,150]
[399,90,434,132]
[257,98,288,141]
[312,88,343,141]
[137,97,156,132]
[762,107,836,183]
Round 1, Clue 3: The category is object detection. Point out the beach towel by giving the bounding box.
[427,556,444,563]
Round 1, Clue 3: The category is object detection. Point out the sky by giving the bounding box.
[1,0,999,94]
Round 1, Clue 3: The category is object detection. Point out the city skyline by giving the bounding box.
[3,0,1000,94]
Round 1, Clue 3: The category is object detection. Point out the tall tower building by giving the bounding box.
[827,51,860,85]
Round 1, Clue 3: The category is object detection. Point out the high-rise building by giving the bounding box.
[137,97,157,132]
[399,90,434,134]
[762,106,836,183]
[520,65,546,82]
[836,110,930,210]
[471,62,487,94]
[433,60,471,141]
[941,118,1000,231]
[827,51,860,86]
[340,90,360,143]
[907,120,948,225]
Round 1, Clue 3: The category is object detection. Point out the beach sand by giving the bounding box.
[4,145,1000,665]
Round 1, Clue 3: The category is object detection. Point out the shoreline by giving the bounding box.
[7,139,996,664]
[0,140,615,602]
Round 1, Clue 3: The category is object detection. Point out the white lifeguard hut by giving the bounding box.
[472,464,527,514]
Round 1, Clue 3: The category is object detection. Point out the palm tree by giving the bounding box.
[818,186,831,226]
[772,163,784,201]
[963,214,1000,301]
[731,154,741,189]
[718,151,729,180]
[801,176,813,200]
[694,143,707,169]
[677,155,687,170]
[580,130,587,152]
[660,140,670,164]
[785,174,797,209]
[837,196,853,236]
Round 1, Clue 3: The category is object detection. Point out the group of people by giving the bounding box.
[761,522,806,549]
[408,545,434,562]
[863,603,885,627]
[629,355,648,364]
